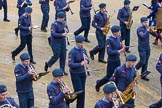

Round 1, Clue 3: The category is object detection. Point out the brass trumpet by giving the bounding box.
[60,80,78,100]
[28,65,49,81]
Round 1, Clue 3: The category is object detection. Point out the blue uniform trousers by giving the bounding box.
[47,40,66,72]
[126,99,135,108]
[41,4,49,29]
[2,0,7,20]
[74,16,91,40]
[70,72,86,108]
[96,60,120,88]
[120,24,130,51]
[90,31,106,61]
[12,34,33,61]
[18,91,34,108]
[135,46,150,74]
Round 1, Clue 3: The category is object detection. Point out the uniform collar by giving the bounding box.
[102,97,110,103]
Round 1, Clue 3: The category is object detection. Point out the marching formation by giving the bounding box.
[0,0,162,108]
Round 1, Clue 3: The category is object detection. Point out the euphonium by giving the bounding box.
[60,80,77,100]
[103,15,111,36]
[107,81,124,107]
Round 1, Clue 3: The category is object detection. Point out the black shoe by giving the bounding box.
[64,72,68,75]
[41,28,47,32]
[141,76,149,81]
[126,50,131,53]
[84,39,91,43]
[11,54,15,61]
[3,19,10,22]
[14,28,19,36]
[30,60,36,64]
[89,51,94,60]
[44,62,48,71]
[98,60,107,64]
[95,80,100,92]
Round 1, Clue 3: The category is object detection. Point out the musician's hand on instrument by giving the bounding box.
[62,32,68,37]
[62,86,70,94]
[101,27,106,32]
[64,4,69,10]
[124,21,129,25]
[81,61,87,66]
[118,91,123,97]
[28,70,34,75]
[29,26,32,31]
[118,47,125,53]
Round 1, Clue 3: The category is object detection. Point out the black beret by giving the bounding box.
[111,25,121,33]
[0,84,7,93]
[103,83,116,94]
[25,7,32,13]
[124,0,131,5]
[140,17,148,22]
[52,68,64,77]
[126,54,137,61]
[20,53,30,61]
[99,3,106,9]
[75,35,85,42]
[57,12,65,18]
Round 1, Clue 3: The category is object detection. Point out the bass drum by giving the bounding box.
[156,8,162,29]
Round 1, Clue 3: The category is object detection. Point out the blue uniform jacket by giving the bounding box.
[156,54,162,83]
[147,3,161,20]
[47,81,66,108]
[54,0,66,16]
[94,98,114,108]
[17,0,32,16]
[39,0,49,4]
[136,25,150,47]
[18,13,32,36]
[51,20,68,43]
[68,46,89,73]
[111,64,136,92]
[117,7,130,25]
[14,64,33,93]
[92,12,107,31]
[80,0,92,17]
[0,97,19,108]
[106,35,121,61]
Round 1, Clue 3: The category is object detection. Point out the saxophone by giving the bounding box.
[103,15,111,36]
[121,71,139,103]
[126,10,133,29]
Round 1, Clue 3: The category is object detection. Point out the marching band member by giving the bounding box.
[39,0,50,32]
[117,0,131,53]
[15,0,32,36]
[89,3,107,63]
[14,53,36,108]
[111,54,137,107]
[54,0,69,20]
[149,53,162,108]
[11,7,36,64]
[94,83,116,108]
[44,12,68,75]
[95,25,125,92]
[0,84,19,108]
[1,0,10,22]
[74,0,92,43]
[47,68,70,108]
[68,35,89,108]
[135,17,152,81]
[147,0,162,46]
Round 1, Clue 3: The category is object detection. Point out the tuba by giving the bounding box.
[60,80,83,100]
[103,15,111,36]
